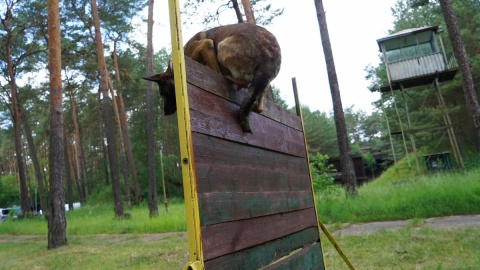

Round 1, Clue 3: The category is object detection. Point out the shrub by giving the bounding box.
[310,153,339,196]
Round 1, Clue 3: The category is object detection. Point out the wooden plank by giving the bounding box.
[263,242,325,270]
[198,190,314,226]
[195,162,311,193]
[185,57,302,131]
[201,208,318,261]
[193,133,311,194]
[188,85,306,157]
[204,227,320,269]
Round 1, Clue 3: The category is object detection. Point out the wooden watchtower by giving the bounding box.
[374,25,464,172]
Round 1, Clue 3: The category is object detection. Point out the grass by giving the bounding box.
[0,200,186,235]
[1,226,479,269]
[316,167,480,224]
[1,167,480,269]
[0,233,189,270]
[322,227,480,269]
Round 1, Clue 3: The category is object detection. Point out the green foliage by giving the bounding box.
[370,0,480,159]
[362,152,377,177]
[309,153,338,196]
[302,106,338,157]
[0,174,19,207]
[271,85,289,109]
[158,154,183,198]
[463,150,480,170]
[182,0,284,27]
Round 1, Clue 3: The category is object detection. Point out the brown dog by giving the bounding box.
[144,23,281,133]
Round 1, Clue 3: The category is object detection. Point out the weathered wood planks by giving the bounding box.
[184,57,324,269]
[204,228,321,269]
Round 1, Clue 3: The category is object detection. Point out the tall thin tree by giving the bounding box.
[146,0,158,217]
[19,105,48,216]
[65,81,86,202]
[314,0,357,196]
[1,0,32,217]
[107,75,131,206]
[47,0,67,249]
[90,0,124,218]
[64,128,74,211]
[111,39,141,204]
[439,0,480,149]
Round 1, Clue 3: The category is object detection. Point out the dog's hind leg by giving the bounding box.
[185,39,221,73]
[252,84,271,114]
[238,72,271,133]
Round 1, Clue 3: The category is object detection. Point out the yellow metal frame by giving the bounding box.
[293,78,354,270]
[167,1,204,269]
[292,78,327,269]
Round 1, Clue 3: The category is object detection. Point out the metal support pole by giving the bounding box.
[389,89,412,172]
[434,78,465,170]
[400,84,421,173]
[159,143,168,213]
[381,42,412,173]
[380,93,398,172]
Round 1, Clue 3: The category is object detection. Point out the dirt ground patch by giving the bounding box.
[332,214,480,236]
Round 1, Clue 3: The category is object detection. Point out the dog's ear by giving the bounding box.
[143,73,168,83]
[166,60,174,77]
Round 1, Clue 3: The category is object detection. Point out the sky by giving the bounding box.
[152,0,399,114]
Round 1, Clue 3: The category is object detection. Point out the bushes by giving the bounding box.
[0,174,20,207]
[309,153,339,196]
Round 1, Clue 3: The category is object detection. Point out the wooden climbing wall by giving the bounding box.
[184,57,325,269]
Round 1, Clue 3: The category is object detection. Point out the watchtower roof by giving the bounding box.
[377,25,439,52]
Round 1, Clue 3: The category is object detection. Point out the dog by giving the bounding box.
[144,23,281,133]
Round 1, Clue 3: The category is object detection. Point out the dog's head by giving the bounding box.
[143,60,176,115]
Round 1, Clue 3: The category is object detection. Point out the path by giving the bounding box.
[331,214,480,236]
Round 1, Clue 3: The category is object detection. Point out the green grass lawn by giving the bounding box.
[0,233,189,270]
[1,226,479,269]
[1,167,479,269]
[0,201,186,235]
[316,167,480,224]
[322,226,480,269]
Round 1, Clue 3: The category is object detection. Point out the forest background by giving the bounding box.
[1,0,479,214]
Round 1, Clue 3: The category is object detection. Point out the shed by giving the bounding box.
[423,152,452,172]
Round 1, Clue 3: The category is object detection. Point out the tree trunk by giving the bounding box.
[47,0,67,249]
[146,0,158,218]
[22,143,33,208]
[18,105,49,216]
[232,0,244,23]
[67,84,88,202]
[64,129,74,211]
[314,0,357,196]
[439,0,480,149]
[90,0,124,218]
[111,39,141,203]
[241,0,256,24]
[118,93,141,201]
[107,75,131,206]
[4,21,30,218]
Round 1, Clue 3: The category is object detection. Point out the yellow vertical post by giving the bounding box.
[291,77,327,269]
[293,77,355,270]
[167,1,203,269]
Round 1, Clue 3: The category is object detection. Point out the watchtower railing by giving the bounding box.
[388,52,457,83]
